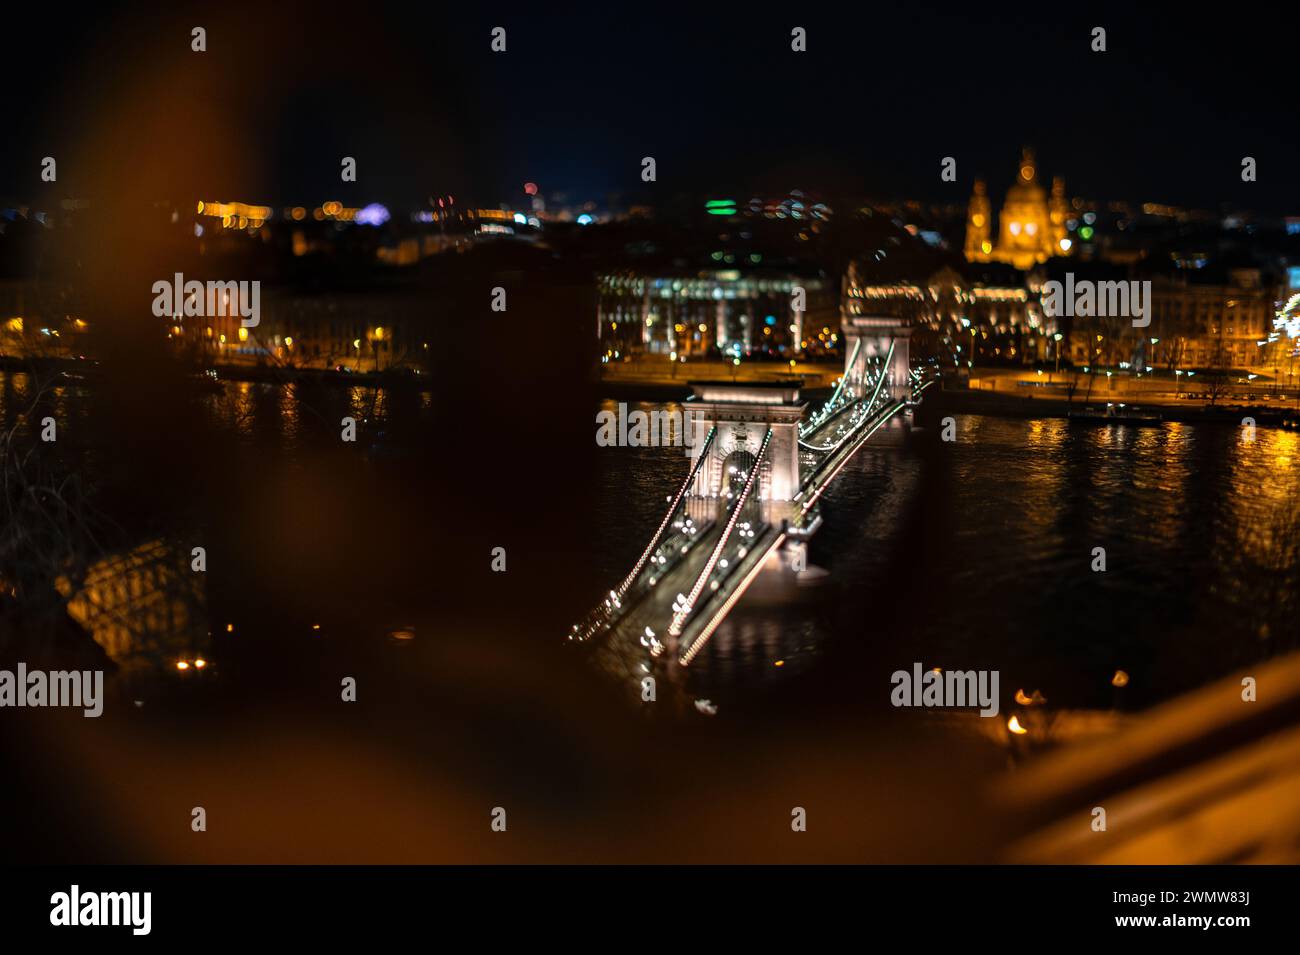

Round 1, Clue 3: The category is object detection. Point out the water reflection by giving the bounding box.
[59,539,208,674]
[197,377,429,456]
[0,370,89,436]
[685,612,823,694]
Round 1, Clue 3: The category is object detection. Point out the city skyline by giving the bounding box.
[2,0,1298,930]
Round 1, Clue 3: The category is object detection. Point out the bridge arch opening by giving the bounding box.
[719,449,762,520]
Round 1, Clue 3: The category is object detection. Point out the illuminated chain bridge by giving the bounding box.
[573,317,932,676]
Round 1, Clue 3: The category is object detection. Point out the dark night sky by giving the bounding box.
[2,2,1296,213]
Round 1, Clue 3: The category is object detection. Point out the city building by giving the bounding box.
[842,260,1060,367]
[597,270,834,361]
[964,149,1072,269]
[845,248,1283,375]
[1064,265,1282,372]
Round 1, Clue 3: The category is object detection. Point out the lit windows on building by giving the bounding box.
[597,273,830,359]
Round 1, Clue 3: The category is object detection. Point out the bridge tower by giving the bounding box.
[683,381,805,526]
[842,315,913,401]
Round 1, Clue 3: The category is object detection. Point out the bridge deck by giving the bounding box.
[579,369,931,675]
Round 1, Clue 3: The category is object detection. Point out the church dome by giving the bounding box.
[1005,177,1047,203]
[1005,149,1046,202]
[963,147,1070,269]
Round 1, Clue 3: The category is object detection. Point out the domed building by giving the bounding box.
[964,148,1071,270]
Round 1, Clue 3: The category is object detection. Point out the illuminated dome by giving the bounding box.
[1005,148,1047,200]
[1005,175,1046,204]
[964,148,1070,269]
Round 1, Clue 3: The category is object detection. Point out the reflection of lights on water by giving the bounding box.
[1112,669,1130,687]
[1007,715,1028,735]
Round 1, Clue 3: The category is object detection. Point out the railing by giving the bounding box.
[668,428,773,636]
[615,426,715,598]
[678,526,787,665]
[569,427,715,643]
[798,340,895,452]
[795,375,933,522]
[796,399,903,522]
[801,337,862,436]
